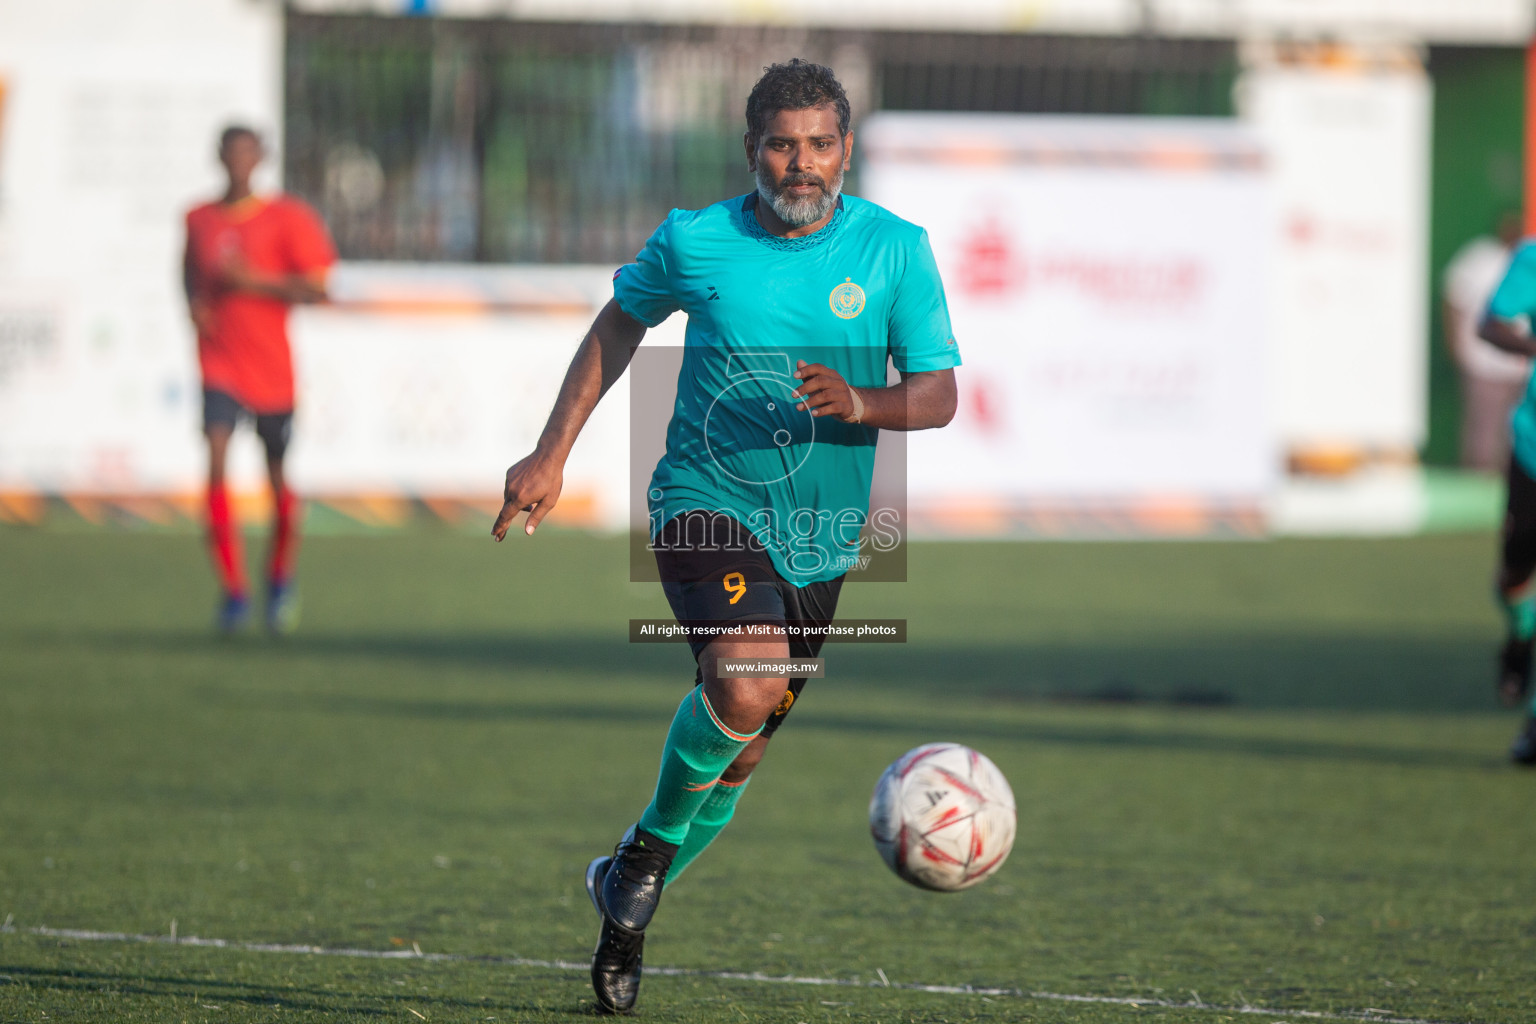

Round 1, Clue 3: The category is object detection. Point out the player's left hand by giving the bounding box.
[792,360,863,422]
[218,251,247,280]
[492,451,564,541]
[218,253,263,292]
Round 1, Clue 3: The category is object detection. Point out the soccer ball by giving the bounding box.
[868,742,1016,892]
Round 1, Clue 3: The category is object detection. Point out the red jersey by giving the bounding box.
[185,195,336,413]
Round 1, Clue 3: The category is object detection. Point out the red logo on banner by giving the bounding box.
[956,216,1203,309]
[957,219,1020,297]
[965,377,1006,437]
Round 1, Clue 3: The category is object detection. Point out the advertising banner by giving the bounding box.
[0,0,281,494]
[860,113,1275,534]
[1237,64,1432,456]
[285,265,649,528]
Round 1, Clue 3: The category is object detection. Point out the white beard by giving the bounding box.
[756,165,844,228]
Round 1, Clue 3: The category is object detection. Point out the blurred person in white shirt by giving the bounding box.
[1443,210,1526,471]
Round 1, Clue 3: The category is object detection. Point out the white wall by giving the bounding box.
[290,0,1535,44]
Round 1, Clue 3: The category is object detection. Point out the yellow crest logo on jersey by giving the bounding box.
[829,278,866,319]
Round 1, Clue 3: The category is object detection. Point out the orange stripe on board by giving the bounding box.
[62,496,106,524]
[317,496,409,528]
[0,491,45,525]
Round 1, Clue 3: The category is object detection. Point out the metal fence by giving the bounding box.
[284,15,1236,264]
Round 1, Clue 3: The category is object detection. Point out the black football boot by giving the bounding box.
[1498,636,1534,708]
[599,826,676,933]
[1510,717,1536,766]
[586,827,676,1014]
[586,855,644,1014]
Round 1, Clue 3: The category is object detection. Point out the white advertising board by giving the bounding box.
[1237,65,1432,454]
[861,113,1275,528]
[286,265,663,528]
[0,250,649,526]
[0,0,282,493]
[0,0,636,517]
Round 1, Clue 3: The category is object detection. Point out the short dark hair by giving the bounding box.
[219,125,261,152]
[745,59,851,140]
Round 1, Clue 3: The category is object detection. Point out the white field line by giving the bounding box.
[2,922,1456,1024]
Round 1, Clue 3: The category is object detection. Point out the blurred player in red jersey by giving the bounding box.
[184,126,336,634]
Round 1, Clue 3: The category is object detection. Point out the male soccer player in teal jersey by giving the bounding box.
[490,60,961,1013]
[1479,238,1536,763]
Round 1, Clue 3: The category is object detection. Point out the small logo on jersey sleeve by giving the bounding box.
[829,278,866,319]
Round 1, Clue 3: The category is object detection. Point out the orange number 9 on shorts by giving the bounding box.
[723,572,746,605]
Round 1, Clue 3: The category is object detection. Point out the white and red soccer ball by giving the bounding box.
[869,742,1017,892]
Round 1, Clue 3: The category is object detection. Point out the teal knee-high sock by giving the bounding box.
[1502,579,1536,643]
[665,777,751,885]
[1499,595,1536,644]
[637,687,760,846]
[1496,580,1536,715]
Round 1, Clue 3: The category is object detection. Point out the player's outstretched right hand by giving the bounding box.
[492,453,563,541]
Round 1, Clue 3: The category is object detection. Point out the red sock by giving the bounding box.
[268,487,300,587]
[207,485,247,597]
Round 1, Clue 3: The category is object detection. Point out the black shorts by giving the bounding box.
[1503,455,1536,583]
[203,388,293,460]
[655,512,844,738]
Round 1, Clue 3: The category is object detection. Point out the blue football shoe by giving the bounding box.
[266,580,300,635]
[217,593,250,635]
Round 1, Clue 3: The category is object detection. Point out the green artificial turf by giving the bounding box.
[2,527,1534,1022]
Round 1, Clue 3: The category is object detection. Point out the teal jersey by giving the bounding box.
[614,193,961,585]
[1486,241,1536,476]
